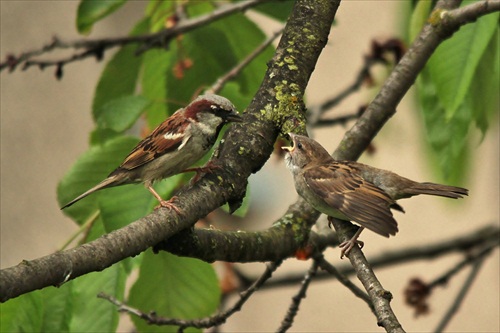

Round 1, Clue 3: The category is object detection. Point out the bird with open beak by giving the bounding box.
[282,133,468,258]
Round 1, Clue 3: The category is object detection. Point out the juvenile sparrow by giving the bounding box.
[282,133,468,258]
[61,94,242,211]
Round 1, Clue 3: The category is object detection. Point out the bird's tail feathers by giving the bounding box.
[60,175,123,209]
[406,182,468,199]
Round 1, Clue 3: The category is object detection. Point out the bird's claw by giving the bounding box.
[185,162,222,184]
[155,196,182,214]
[338,239,364,259]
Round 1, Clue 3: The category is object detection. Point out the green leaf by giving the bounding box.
[90,127,122,146]
[68,260,127,332]
[218,82,251,110]
[159,3,272,117]
[41,286,73,332]
[141,49,172,128]
[92,17,149,122]
[210,6,271,97]
[77,0,127,35]
[139,1,178,128]
[0,291,43,332]
[141,2,273,127]
[166,26,240,103]
[96,95,151,132]
[97,179,179,233]
[415,7,499,181]
[469,28,499,135]
[98,185,153,232]
[408,0,432,42]
[145,1,175,33]
[57,136,139,225]
[254,1,294,21]
[128,251,220,333]
[0,284,75,332]
[427,8,499,119]
[417,71,471,183]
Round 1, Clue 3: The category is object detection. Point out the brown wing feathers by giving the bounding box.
[120,114,187,171]
[305,163,399,237]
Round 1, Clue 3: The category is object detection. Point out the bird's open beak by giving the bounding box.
[225,111,243,123]
[281,133,296,152]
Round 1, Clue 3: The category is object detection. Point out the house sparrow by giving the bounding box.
[282,133,468,258]
[61,94,242,211]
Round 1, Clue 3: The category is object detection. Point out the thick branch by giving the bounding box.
[0,0,340,302]
[1,0,497,305]
[147,224,500,267]
[154,198,322,261]
[260,224,499,289]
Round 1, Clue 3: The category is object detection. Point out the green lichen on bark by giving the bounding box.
[257,0,339,136]
[274,80,307,135]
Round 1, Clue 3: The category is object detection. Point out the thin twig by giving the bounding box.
[403,239,498,317]
[253,225,499,291]
[429,241,497,289]
[314,111,360,128]
[58,210,99,251]
[433,253,490,332]
[329,218,405,333]
[208,28,284,95]
[99,260,283,329]
[307,38,405,127]
[277,260,319,333]
[1,0,268,73]
[314,254,373,312]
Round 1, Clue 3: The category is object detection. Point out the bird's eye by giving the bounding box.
[297,142,303,149]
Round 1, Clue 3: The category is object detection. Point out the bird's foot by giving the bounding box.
[155,196,182,214]
[338,238,364,259]
[184,162,221,184]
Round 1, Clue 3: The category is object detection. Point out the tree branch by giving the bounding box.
[404,239,497,318]
[329,218,405,333]
[321,1,499,329]
[0,0,341,303]
[1,0,497,308]
[153,198,322,262]
[277,260,318,333]
[315,254,373,311]
[433,255,488,332]
[208,28,284,94]
[259,224,499,290]
[148,224,500,278]
[0,0,268,73]
[99,261,282,330]
[307,38,405,127]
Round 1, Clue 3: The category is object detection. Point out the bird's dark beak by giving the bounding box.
[225,111,243,123]
[281,133,296,152]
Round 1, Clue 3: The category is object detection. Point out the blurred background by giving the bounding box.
[1,1,498,332]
